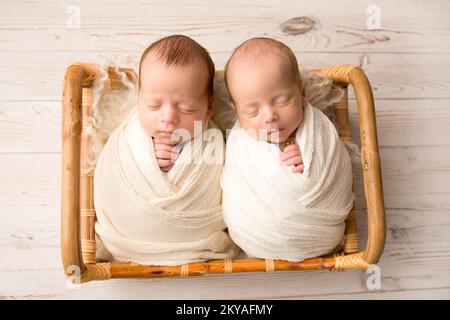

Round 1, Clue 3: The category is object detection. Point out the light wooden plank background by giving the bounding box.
[1,0,449,299]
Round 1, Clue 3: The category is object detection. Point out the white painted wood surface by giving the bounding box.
[1,0,449,299]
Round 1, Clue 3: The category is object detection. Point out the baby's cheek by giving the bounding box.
[138,111,158,137]
[178,116,206,139]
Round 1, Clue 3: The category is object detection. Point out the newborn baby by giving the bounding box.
[221,38,354,262]
[138,36,213,172]
[94,35,239,265]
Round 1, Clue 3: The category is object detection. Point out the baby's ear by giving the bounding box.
[230,101,237,111]
[299,81,307,105]
[206,95,214,118]
[299,80,305,96]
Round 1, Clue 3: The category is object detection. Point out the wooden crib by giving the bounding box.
[61,62,386,284]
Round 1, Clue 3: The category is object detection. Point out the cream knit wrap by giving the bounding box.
[221,102,355,261]
[94,107,240,265]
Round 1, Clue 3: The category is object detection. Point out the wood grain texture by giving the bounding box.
[1,0,449,53]
[1,0,449,299]
[1,52,449,101]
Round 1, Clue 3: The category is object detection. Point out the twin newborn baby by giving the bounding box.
[93,35,354,265]
[141,36,304,174]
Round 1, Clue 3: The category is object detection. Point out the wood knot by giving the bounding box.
[281,16,315,35]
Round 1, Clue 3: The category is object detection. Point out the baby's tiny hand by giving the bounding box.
[280,144,304,174]
[153,138,182,172]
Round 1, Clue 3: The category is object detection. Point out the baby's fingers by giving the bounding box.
[154,143,174,153]
[171,144,183,155]
[157,158,173,168]
[292,164,304,174]
[160,164,173,172]
[155,149,179,161]
[280,149,301,161]
[154,138,178,146]
[282,156,303,166]
[283,144,300,153]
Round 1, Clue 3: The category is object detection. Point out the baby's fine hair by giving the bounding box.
[138,35,215,97]
[224,37,302,91]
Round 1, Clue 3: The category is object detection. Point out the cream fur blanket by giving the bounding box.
[94,107,240,265]
[221,102,355,261]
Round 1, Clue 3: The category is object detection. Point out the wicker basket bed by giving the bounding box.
[61,63,386,284]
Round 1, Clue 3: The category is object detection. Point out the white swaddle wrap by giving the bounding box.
[94,107,240,265]
[221,102,355,261]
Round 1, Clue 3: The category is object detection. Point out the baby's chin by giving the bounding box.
[151,134,186,144]
[150,129,202,144]
[267,134,292,144]
[267,136,287,144]
[244,128,294,144]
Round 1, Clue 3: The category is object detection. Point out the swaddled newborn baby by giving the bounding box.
[221,38,355,262]
[94,35,239,265]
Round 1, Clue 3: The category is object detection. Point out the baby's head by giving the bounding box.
[138,35,215,144]
[225,37,305,143]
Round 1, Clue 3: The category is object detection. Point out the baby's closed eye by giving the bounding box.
[242,104,258,115]
[146,104,161,110]
[178,104,199,113]
[273,95,292,105]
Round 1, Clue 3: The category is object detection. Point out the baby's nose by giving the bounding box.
[264,108,278,123]
[161,105,179,123]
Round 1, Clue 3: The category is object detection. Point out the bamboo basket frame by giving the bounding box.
[61,62,386,284]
